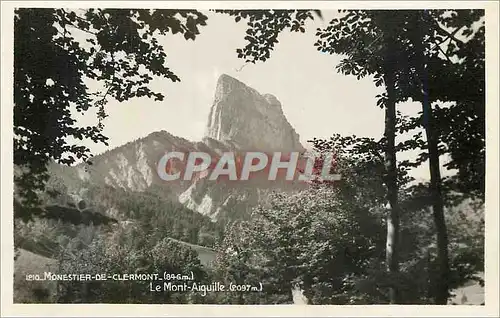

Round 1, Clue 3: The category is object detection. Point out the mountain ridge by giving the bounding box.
[47,74,306,221]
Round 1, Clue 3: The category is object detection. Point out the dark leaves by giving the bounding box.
[14,8,209,221]
[215,9,316,63]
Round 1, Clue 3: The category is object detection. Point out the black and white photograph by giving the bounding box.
[1,1,498,317]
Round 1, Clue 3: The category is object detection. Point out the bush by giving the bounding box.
[55,223,210,303]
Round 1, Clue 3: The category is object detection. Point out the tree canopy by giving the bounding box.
[14,8,208,215]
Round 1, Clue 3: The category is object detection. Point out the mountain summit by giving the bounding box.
[47,74,306,220]
[205,74,305,152]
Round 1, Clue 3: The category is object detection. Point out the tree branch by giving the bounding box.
[60,9,98,36]
[430,22,464,49]
[435,41,453,63]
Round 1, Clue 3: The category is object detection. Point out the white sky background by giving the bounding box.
[74,10,448,181]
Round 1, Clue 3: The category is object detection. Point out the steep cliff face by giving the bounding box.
[205,74,305,153]
[47,74,306,221]
[180,74,306,219]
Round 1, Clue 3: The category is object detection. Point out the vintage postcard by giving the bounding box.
[1,1,498,317]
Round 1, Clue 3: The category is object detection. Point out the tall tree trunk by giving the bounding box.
[421,99,450,304]
[383,35,400,304]
[383,71,400,304]
[413,15,450,304]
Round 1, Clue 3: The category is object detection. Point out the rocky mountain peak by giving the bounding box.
[205,74,305,153]
[47,73,308,220]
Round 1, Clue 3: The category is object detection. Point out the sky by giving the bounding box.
[74,10,445,181]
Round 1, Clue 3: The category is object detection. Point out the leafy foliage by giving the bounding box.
[212,131,484,304]
[55,224,210,303]
[220,9,485,304]
[214,10,320,63]
[214,186,387,304]
[14,8,208,216]
[220,9,484,199]
[13,8,485,305]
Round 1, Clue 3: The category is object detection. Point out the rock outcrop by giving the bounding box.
[205,74,305,153]
[47,74,306,221]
